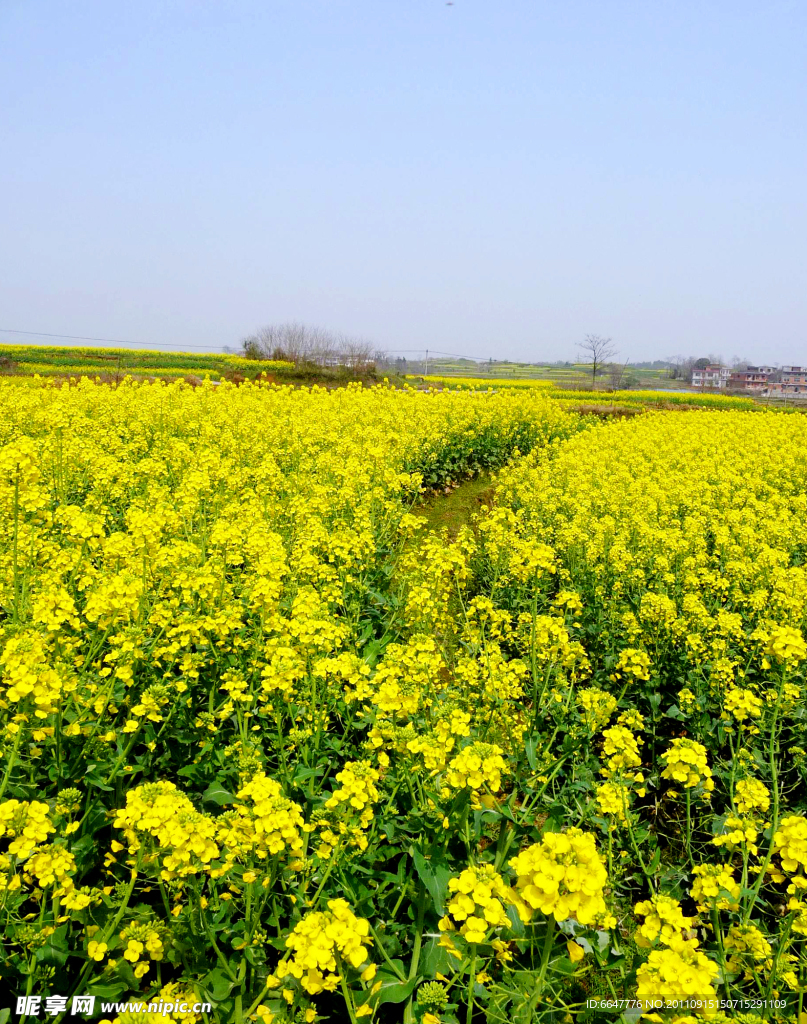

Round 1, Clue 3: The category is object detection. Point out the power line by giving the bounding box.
[0,333,508,364]
[0,331,553,366]
[0,328,229,352]
[384,348,493,361]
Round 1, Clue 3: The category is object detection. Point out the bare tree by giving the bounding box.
[668,354,716,383]
[670,356,695,381]
[339,335,376,372]
[241,335,262,360]
[243,322,382,372]
[608,359,630,389]
[252,322,333,364]
[579,334,617,389]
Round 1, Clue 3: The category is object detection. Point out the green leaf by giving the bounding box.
[202,782,235,807]
[362,638,388,667]
[505,903,526,938]
[84,770,114,792]
[373,969,419,1007]
[70,834,98,864]
[202,966,236,1000]
[292,764,322,787]
[421,936,457,978]
[84,982,130,999]
[412,846,452,916]
[35,924,68,967]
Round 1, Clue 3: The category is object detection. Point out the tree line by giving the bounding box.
[242,323,377,371]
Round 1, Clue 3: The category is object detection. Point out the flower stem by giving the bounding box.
[0,727,22,801]
[466,947,477,1024]
[537,916,556,994]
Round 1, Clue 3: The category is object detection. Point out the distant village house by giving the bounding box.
[768,366,806,394]
[727,365,773,391]
[692,363,805,395]
[691,364,730,388]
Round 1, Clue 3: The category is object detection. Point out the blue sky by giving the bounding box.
[1,1,805,364]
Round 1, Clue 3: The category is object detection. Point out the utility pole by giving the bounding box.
[425,349,428,376]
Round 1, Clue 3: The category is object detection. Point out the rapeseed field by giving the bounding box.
[0,379,804,1024]
[412,377,759,411]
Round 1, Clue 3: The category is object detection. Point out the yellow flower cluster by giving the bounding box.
[217,773,304,864]
[633,891,720,1006]
[722,687,763,725]
[634,894,694,946]
[636,939,719,1005]
[24,844,76,890]
[595,781,630,824]
[690,864,741,911]
[120,922,165,978]
[325,761,380,827]
[512,613,589,679]
[617,709,645,730]
[765,625,806,663]
[113,782,219,880]
[712,815,761,856]
[445,742,507,794]
[577,689,618,732]
[433,707,472,744]
[677,688,697,713]
[0,633,64,718]
[275,899,373,995]
[600,725,643,777]
[613,648,651,681]
[660,738,714,799]
[0,799,55,858]
[370,636,443,718]
[787,897,807,935]
[771,815,807,881]
[735,778,770,815]
[439,864,513,944]
[723,924,771,972]
[0,798,79,895]
[509,828,613,926]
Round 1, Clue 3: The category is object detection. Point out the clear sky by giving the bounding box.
[2,0,805,364]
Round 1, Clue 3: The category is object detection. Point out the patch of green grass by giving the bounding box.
[411,359,676,388]
[0,343,402,389]
[414,473,496,538]
[0,343,293,379]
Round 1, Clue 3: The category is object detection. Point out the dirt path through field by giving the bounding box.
[413,472,496,539]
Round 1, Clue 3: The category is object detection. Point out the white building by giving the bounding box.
[691,364,730,388]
